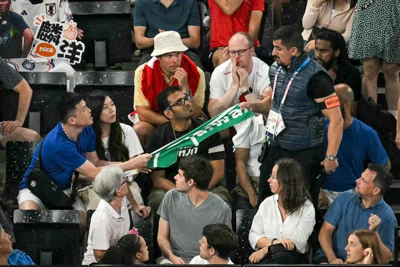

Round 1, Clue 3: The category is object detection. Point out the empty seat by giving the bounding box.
[13,209,81,265]
[232,209,257,265]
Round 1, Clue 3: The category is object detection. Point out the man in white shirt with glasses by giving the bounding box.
[208,32,270,122]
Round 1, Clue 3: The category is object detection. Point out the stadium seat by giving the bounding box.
[13,209,81,265]
[232,209,256,265]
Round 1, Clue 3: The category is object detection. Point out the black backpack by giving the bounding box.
[357,96,400,179]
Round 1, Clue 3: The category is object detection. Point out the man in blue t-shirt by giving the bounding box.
[133,0,202,67]
[0,0,33,58]
[17,93,152,221]
[319,84,390,206]
[315,164,397,264]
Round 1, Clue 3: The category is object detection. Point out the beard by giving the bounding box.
[316,58,334,71]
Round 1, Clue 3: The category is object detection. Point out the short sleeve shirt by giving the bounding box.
[314,191,397,261]
[147,119,225,183]
[323,118,388,192]
[0,58,23,90]
[208,0,264,48]
[19,123,96,190]
[157,189,232,262]
[210,57,270,102]
[0,12,30,58]
[134,0,200,39]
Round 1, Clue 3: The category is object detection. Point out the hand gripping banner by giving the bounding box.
[148,105,254,168]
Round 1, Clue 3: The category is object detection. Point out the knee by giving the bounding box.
[25,130,41,142]
[363,59,380,79]
[133,122,154,144]
[382,62,400,79]
[19,200,40,210]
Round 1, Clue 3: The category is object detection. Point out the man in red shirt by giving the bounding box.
[208,0,264,67]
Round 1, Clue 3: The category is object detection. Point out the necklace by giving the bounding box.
[172,123,191,140]
[61,124,72,140]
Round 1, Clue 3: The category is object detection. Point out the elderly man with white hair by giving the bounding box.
[82,166,131,265]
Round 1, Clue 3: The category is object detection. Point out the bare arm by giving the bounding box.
[94,250,106,262]
[208,159,224,190]
[151,170,176,192]
[248,10,263,43]
[21,28,34,58]
[134,26,154,50]
[213,0,243,15]
[235,148,258,197]
[136,106,169,126]
[181,26,200,49]
[318,95,343,158]
[240,88,272,115]
[319,221,341,263]
[13,79,32,124]
[158,217,185,264]
[374,232,393,263]
[208,83,240,117]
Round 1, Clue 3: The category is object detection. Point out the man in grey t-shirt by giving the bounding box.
[157,155,232,264]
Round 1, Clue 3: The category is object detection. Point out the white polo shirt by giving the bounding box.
[189,255,234,264]
[209,57,270,102]
[82,198,130,265]
[233,115,266,177]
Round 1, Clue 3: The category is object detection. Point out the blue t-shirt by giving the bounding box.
[0,12,30,58]
[314,191,397,261]
[323,118,388,192]
[134,0,200,39]
[19,123,96,190]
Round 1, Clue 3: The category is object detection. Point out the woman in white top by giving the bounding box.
[248,158,315,264]
[87,90,150,217]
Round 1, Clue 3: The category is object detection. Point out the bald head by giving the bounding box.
[229,32,253,48]
[334,83,354,106]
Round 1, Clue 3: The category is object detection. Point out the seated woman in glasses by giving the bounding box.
[248,158,315,264]
[86,91,150,218]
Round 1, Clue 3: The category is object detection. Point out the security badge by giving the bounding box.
[266,109,285,137]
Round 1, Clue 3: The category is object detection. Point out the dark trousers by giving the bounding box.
[259,144,325,207]
[259,251,307,264]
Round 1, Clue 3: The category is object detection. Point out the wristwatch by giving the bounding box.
[241,87,253,96]
[326,155,337,161]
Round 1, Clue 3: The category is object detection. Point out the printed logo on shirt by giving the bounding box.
[20,10,28,15]
[177,146,199,157]
[45,3,57,16]
[1,21,7,25]
[21,60,36,70]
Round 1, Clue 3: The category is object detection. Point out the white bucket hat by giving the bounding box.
[151,31,188,57]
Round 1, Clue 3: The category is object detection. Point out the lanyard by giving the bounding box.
[271,57,311,109]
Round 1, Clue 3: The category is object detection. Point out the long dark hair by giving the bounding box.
[100,234,142,264]
[275,158,312,215]
[86,91,129,162]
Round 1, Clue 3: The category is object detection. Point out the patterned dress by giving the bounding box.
[348,0,400,64]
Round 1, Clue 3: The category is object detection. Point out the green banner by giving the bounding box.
[148,105,254,168]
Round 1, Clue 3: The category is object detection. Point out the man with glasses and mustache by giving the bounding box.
[315,28,361,116]
[133,31,205,145]
[208,32,270,122]
[147,85,230,213]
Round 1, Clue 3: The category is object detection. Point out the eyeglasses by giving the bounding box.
[120,176,129,187]
[165,93,192,110]
[228,47,253,57]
